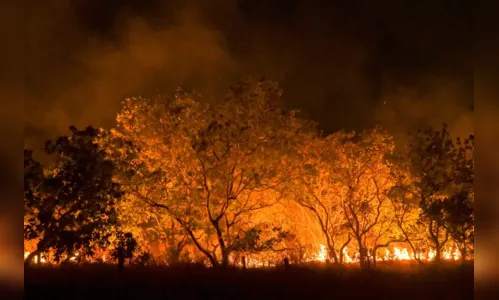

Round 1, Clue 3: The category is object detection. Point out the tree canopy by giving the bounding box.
[24,79,474,268]
[24,126,122,264]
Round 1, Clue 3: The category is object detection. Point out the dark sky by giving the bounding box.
[24,0,473,156]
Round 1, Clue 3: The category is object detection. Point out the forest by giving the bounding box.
[24,78,474,270]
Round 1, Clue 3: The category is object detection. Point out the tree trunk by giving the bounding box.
[371,250,377,268]
[434,245,441,263]
[169,248,180,266]
[358,247,368,269]
[241,256,247,270]
[339,237,351,264]
[24,249,41,266]
[283,257,290,269]
[400,225,423,264]
[365,249,371,269]
[460,247,466,265]
[325,236,338,264]
[328,247,338,264]
[118,247,125,272]
[221,249,230,268]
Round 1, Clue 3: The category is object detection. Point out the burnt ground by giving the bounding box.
[24,262,474,299]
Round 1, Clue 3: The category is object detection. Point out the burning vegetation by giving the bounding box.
[24,79,474,270]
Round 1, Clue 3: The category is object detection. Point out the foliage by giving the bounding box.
[103,79,313,267]
[406,124,474,262]
[333,129,402,268]
[24,126,122,264]
[289,133,351,263]
[24,81,474,268]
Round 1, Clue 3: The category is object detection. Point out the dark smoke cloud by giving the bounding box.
[374,77,474,147]
[24,0,472,159]
[24,0,237,157]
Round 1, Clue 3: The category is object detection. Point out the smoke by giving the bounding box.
[373,78,474,147]
[24,1,237,156]
[24,0,471,160]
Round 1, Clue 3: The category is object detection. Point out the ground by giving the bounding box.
[24,262,473,299]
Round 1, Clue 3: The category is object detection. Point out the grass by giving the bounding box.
[25,261,474,299]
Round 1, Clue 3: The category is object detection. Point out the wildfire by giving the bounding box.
[24,245,464,267]
[24,251,78,264]
[308,245,463,263]
[316,244,327,261]
[393,247,411,260]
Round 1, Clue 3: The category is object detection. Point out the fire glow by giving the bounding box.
[24,251,78,264]
[25,244,462,266]
[307,245,462,264]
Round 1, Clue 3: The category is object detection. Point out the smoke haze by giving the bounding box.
[24,0,472,158]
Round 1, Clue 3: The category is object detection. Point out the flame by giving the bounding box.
[316,244,327,261]
[69,252,79,262]
[304,244,462,264]
[393,247,411,260]
[24,251,78,264]
[24,244,464,267]
[24,252,47,264]
[342,247,354,263]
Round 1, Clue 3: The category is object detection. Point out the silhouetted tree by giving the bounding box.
[443,135,474,263]
[407,124,474,262]
[24,126,122,265]
[24,147,45,263]
[111,231,139,271]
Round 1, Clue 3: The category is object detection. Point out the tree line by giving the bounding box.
[24,78,474,269]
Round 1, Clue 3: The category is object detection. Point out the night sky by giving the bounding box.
[24,0,472,156]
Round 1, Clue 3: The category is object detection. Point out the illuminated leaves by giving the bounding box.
[23,81,475,267]
[288,128,400,266]
[104,79,311,266]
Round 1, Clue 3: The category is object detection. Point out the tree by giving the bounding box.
[289,133,351,264]
[335,128,401,269]
[443,135,474,263]
[407,124,474,263]
[387,155,428,264]
[118,193,191,265]
[105,79,311,267]
[111,231,138,266]
[24,147,44,263]
[24,126,122,265]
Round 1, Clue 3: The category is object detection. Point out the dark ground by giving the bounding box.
[24,262,474,300]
